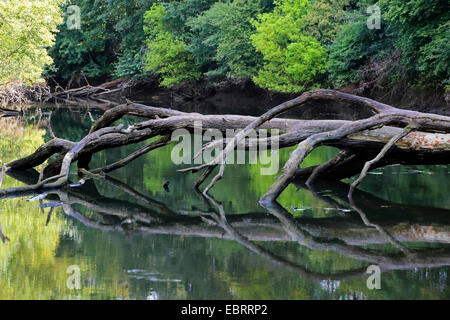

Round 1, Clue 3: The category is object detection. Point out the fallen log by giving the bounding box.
[0,89,449,202]
[50,78,137,102]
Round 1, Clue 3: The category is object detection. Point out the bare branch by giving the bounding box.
[348,124,416,198]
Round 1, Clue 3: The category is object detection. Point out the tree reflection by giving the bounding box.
[4,168,450,284]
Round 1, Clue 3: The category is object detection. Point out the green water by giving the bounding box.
[0,104,449,300]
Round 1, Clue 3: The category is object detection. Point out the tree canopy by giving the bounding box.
[0,0,63,85]
[0,0,448,92]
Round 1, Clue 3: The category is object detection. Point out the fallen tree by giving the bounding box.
[1,89,449,203]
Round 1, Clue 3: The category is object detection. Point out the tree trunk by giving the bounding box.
[1,89,449,202]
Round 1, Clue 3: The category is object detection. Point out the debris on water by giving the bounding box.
[317,190,333,194]
[121,218,134,225]
[36,202,62,208]
[26,193,48,202]
[398,170,434,175]
[291,205,311,211]
[400,170,424,174]
[127,269,182,283]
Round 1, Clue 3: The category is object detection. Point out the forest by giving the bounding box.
[1,0,448,96]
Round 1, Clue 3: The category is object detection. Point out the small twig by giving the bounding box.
[0,221,9,243]
[88,111,95,123]
[0,165,8,189]
[47,111,55,139]
[45,207,54,226]
[37,164,46,184]
[39,199,45,214]
[89,136,170,174]
[81,71,90,87]
[194,166,215,189]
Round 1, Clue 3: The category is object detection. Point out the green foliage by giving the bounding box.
[327,18,392,86]
[378,0,450,87]
[417,21,450,87]
[14,0,447,91]
[187,0,269,80]
[251,0,328,92]
[0,0,63,85]
[113,0,155,78]
[49,0,154,82]
[305,0,349,46]
[328,0,449,88]
[160,0,217,38]
[143,4,201,87]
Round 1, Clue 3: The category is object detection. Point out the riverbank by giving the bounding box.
[99,78,450,117]
[3,78,448,119]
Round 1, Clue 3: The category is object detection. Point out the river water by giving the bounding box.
[0,100,449,300]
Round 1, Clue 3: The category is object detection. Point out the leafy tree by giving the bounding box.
[417,21,450,88]
[143,3,201,87]
[113,0,156,78]
[49,0,154,82]
[305,0,349,46]
[160,0,217,39]
[378,0,450,87]
[0,0,63,85]
[328,0,449,89]
[187,0,270,80]
[251,0,328,92]
[327,17,392,86]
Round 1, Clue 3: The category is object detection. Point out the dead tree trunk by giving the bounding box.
[1,89,449,203]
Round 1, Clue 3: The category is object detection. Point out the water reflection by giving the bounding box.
[3,168,450,299]
[1,105,449,299]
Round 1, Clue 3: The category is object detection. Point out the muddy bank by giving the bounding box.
[125,80,450,119]
[45,77,449,119]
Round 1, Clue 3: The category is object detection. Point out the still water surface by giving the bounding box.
[0,101,449,299]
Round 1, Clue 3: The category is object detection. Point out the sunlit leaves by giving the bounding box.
[0,0,64,85]
[143,4,201,87]
[251,0,327,92]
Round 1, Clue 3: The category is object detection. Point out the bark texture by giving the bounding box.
[1,89,449,203]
